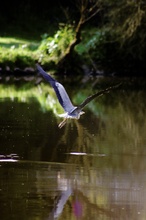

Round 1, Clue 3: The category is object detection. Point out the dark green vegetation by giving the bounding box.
[0,0,146,75]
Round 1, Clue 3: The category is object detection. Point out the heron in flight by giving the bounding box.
[36,64,120,128]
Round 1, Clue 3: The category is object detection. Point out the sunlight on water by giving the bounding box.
[0,78,146,219]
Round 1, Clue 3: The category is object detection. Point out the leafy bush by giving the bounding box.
[77,29,101,52]
[0,47,36,68]
[76,28,116,65]
[38,24,75,62]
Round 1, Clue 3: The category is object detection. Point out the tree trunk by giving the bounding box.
[57,18,83,68]
[57,1,100,72]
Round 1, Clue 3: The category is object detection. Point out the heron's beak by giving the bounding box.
[80,111,85,115]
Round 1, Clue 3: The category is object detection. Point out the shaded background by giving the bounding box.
[0,0,80,39]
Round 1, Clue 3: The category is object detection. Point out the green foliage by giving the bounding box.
[76,0,146,73]
[38,24,75,62]
[104,0,146,61]
[76,27,118,70]
[0,37,52,69]
[0,0,146,74]
[0,48,35,68]
[106,0,145,40]
[76,28,108,58]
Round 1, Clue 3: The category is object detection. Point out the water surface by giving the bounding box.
[0,77,146,219]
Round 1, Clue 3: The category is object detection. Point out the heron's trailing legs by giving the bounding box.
[58,118,68,129]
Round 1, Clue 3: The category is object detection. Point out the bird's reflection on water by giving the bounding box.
[0,160,145,220]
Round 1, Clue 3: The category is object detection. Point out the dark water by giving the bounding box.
[0,78,146,220]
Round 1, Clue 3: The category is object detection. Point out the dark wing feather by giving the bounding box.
[78,83,122,110]
[36,64,75,112]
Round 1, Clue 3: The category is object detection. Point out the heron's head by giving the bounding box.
[78,110,85,119]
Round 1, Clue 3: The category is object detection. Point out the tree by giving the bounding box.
[104,0,146,73]
[57,0,102,70]
[106,0,145,40]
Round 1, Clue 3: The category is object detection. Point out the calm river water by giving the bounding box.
[0,76,146,220]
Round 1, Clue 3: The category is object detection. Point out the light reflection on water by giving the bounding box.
[0,80,146,219]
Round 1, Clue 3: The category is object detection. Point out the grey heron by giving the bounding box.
[36,64,120,128]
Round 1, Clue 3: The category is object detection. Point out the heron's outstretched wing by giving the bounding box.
[78,83,122,110]
[36,64,76,112]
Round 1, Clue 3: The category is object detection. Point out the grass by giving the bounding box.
[0,36,52,69]
[0,16,58,69]
[0,37,39,50]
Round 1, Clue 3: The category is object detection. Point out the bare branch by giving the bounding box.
[83,8,101,24]
[78,0,101,24]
